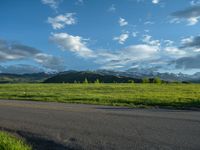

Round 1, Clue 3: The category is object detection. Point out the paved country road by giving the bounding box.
[0,100,200,150]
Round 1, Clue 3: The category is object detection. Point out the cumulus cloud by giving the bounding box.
[152,0,159,4]
[50,33,95,58]
[50,32,200,71]
[48,13,76,30]
[41,0,61,10]
[0,40,39,61]
[123,44,159,60]
[95,44,159,70]
[171,5,200,26]
[164,47,187,58]
[0,39,65,72]
[164,40,174,46]
[50,32,162,69]
[113,33,129,44]
[35,53,65,71]
[181,36,200,49]
[142,35,160,47]
[119,18,128,26]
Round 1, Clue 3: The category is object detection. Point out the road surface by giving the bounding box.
[0,100,199,150]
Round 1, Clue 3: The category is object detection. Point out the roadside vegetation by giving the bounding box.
[0,83,199,108]
[0,131,31,150]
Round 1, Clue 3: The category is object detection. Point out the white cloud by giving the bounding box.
[144,21,155,25]
[100,65,124,70]
[142,35,160,47]
[132,32,138,38]
[171,6,200,26]
[164,47,187,58]
[96,44,159,70]
[164,40,174,46]
[172,17,200,26]
[181,36,200,51]
[41,0,61,10]
[187,17,200,26]
[49,32,161,69]
[181,36,194,45]
[119,17,128,26]
[123,44,159,60]
[50,32,95,58]
[48,13,76,30]
[108,4,116,12]
[49,32,199,71]
[35,53,65,71]
[152,0,159,4]
[0,39,65,71]
[113,33,129,44]
[170,18,181,24]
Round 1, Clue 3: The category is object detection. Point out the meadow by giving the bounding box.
[0,83,199,108]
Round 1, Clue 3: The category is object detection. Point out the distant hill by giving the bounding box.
[0,73,54,83]
[96,70,200,83]
[0,70,200,83]
[44,71,142,83]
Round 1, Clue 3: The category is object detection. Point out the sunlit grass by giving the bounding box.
[0,131,31,150]
[0,83,199,108]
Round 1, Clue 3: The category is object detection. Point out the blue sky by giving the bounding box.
[1,0,200,74]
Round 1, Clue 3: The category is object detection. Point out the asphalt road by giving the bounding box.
[0,100,200,150]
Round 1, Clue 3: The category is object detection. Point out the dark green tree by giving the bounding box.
[83,78,88,84]
[128,80,134,83]
[95,79,100,84]
[142,77,150,83]
[153,77,162,84]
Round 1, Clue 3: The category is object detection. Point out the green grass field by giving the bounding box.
[0,131,31,150]
[0,83,200,108]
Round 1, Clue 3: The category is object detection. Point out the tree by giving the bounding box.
[153,77,162,84]
[83,78,88,84]
[128,80,134,83]
[142,77,150,83]
[95,79,100,84]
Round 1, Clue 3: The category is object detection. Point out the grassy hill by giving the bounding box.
[44,71,142,83]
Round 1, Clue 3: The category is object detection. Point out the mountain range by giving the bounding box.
[0,70,200,83]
